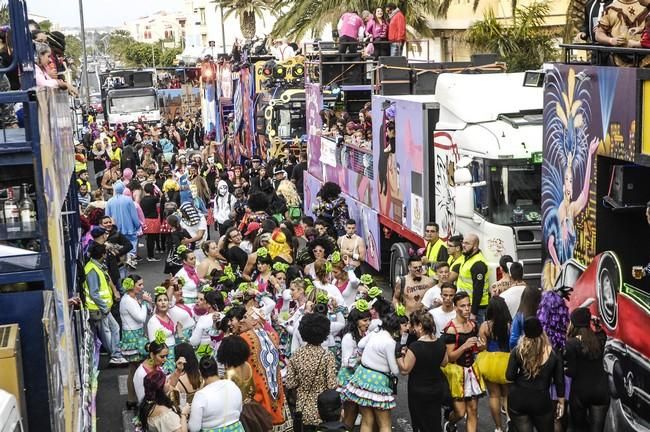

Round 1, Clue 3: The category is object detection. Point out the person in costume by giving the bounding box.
[167,278,196,341]
[138,369,190,432]
[119,275,153,410]
[218,335,273,432]
[175,245,200,305]
[147,287,183,374]
[133,333,184,403]
[330,252,361,308]
[190,288,226,359]
[234,306,292,431]
[338,299,372,429]
[442,291,485,432]
[188,356,244,432]
[476,296,512,432]
[253,247,274,293]
[342,313,401,432]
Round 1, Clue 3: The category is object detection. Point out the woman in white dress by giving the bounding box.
[175,246,200,305]
[147,287,183,374]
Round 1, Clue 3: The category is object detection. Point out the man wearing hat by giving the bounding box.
[46,31,67,80]
[272,166,287,190]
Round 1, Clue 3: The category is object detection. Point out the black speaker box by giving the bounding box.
[412,63,441,94]
[609,165,650,206]
[378,57,409,95]
[320,53,340,86]
[340,53,363,85]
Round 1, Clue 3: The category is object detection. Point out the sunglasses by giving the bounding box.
[411,266,423,272]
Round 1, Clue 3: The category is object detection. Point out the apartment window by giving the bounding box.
[200,8,206,25]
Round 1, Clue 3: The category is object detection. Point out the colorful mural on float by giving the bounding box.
[303,171,381,270]
[372,97,425,234]
[543,63,650,429]
[542,65,636,287]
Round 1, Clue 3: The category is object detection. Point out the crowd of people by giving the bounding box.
[73,109,612,432]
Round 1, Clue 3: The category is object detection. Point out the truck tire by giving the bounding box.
[390,242,411,298]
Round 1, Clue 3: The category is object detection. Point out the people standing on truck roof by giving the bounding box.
[386,3,406,56]
[393,256,434,315]
[422,222,449,281]
[364,8,390,58]
[272,38,296,62]
[337,9,365,54]
[457,234,489,326]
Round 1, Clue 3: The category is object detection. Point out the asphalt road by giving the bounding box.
[94,241,624,431]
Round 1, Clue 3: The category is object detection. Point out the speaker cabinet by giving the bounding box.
[378,57,409,95]
[609,164,650,206]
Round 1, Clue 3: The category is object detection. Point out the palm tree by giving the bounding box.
[270,0,446,42]
[213,0,274,40]
[465,2,559,72]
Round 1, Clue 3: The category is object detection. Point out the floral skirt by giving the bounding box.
[341,365,396,410]
[442,362,485,400]
[120,328,148,363]
[202,421,244,432]
[337,367,355,400]
[162,345,176,375]
[476,351,509,385]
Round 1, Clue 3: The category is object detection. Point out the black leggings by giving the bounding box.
[408,394,442,432]
[145,233,163,258]
[508,388,554,432]
[570,397,609,432]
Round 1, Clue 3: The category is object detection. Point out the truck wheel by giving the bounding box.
[390,242,411,298]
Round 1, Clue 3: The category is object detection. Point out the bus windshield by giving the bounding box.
[473,160,542,225]
[109,95,157,114]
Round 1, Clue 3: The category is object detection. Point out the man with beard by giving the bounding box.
[457,233,489,325]
[422,222,448,281]
[393,256,434,315]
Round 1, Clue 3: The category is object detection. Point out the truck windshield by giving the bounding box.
[275,104,305,138]
[474,160,542,225]
[109,95,157,114]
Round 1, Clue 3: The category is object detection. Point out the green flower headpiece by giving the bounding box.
[218,264,236,283]
[153,286,167,296]
[368,286,382,299]
[360,274,374,285]
[272,262,289,273]
[221,291,228,300]
[223,305,232,314]
[304,277,314,295]
[154,329,166,345]
[395,303,407,317]
[329,251,341,264]
[256,247,269,258]
[176,244,189,255]
[324,261,333,273]
[316,291,330,304]
[177,276,186,287]
[201,284,215,293]
[238,282,251,292]
[122,277,135,291]
[354,299,370,313]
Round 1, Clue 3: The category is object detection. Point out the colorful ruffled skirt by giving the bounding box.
[442,362,485,400]
[341,365,396,410]
[201,420,245,432]
[120,328,148,363]
[476,351,510,385]
[162,345,176,375]
[337,366,355,400]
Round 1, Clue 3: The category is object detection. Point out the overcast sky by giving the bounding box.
[28,0,184,27]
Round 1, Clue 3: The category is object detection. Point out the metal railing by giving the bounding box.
[560,43,650,67]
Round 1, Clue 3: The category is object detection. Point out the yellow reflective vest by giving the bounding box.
[83,259,113,312]
[425,238,446,278]
[456,251,489,307]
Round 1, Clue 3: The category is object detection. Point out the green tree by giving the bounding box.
[0,2,8,25]
[271,0,442,42]
[107,30,136,64]
[213,0,273,40]
[465,2,559,72]
[65,35,83,61]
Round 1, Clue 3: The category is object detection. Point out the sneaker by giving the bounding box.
[146,257,161,262]
[443,421,457,432]
[109,357,128,365]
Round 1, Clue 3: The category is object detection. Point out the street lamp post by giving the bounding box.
[78,0,91,106]
[219,1,226,55]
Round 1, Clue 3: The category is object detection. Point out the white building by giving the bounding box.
[123,11,187,48]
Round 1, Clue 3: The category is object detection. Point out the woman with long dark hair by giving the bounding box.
[173,343,202,405]
[509,285,542,349]
[338,300,372,429]
[138,369,189,432]
[476,296,512,432]
[565,308,609,432]
[397,310,448,432]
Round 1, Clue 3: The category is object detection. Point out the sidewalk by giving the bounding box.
[95,356,134,431]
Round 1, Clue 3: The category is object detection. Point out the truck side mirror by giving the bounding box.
[455,184,475,218]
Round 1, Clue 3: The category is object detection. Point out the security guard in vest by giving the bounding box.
[446,234,465,284]
[422,222,448,280]
[457,233,489,325]
[84,241,127,364]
